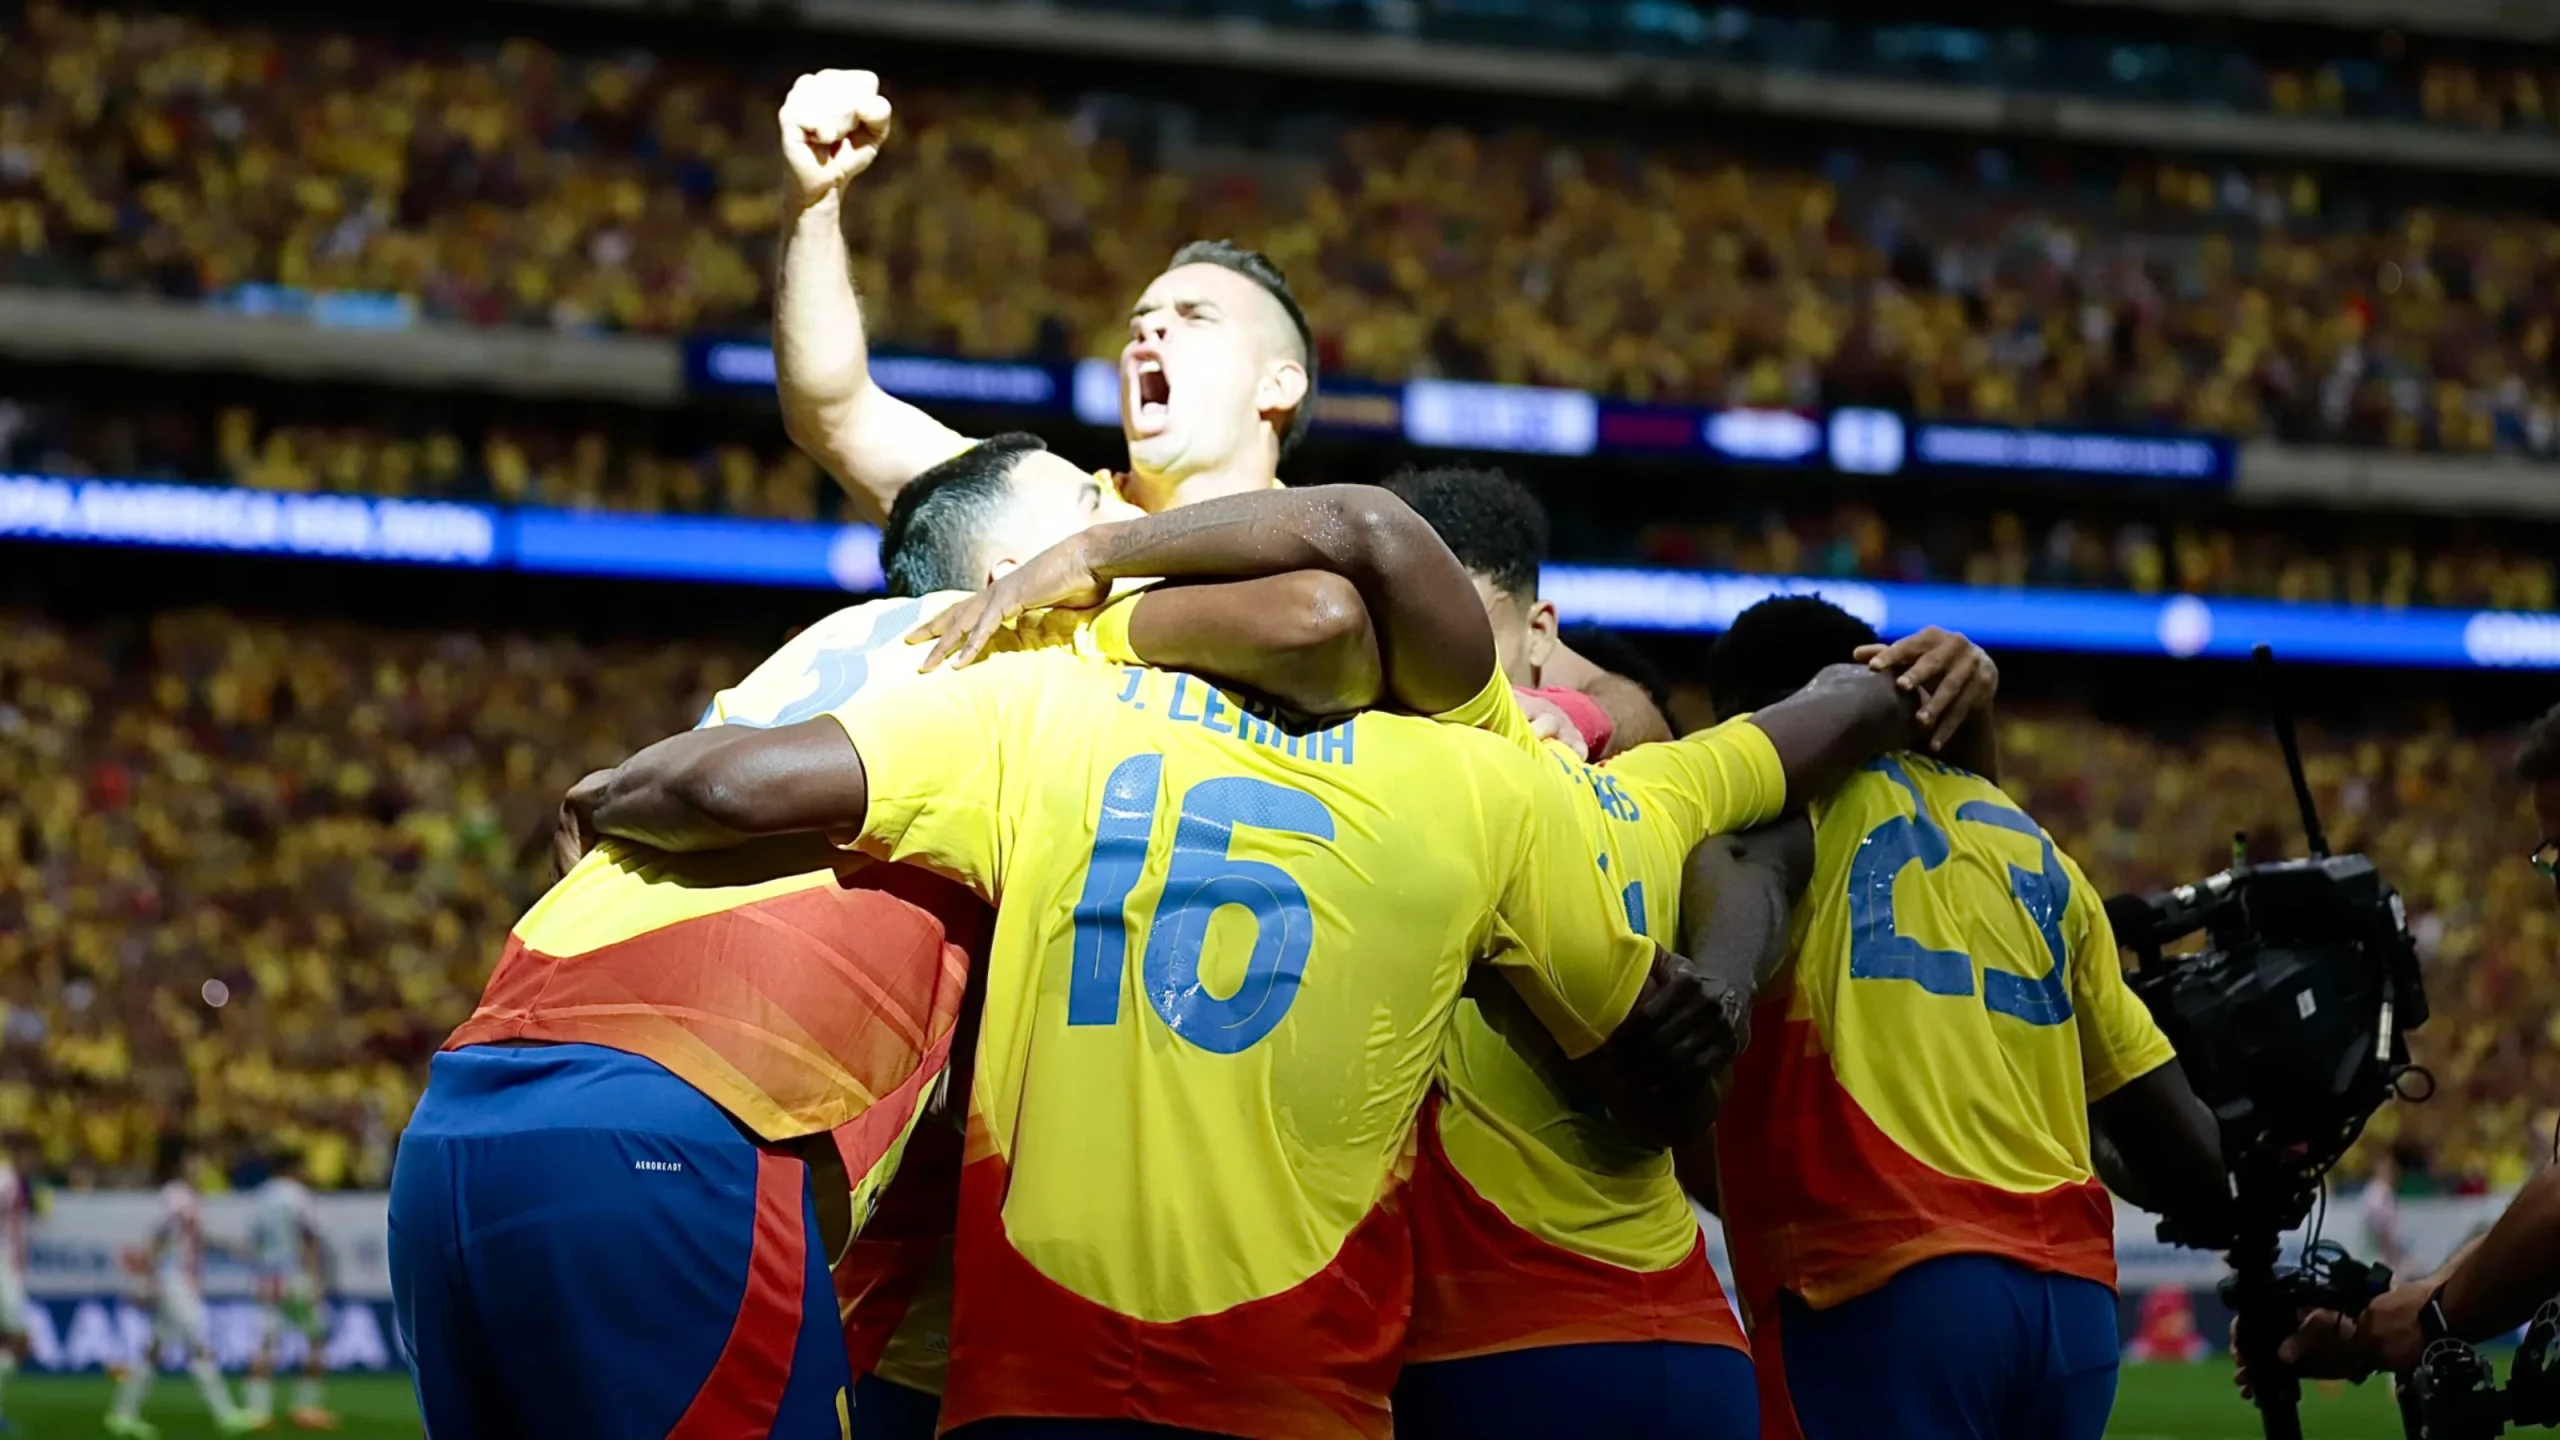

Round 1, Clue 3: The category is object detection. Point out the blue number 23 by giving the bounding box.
[1065,755,1334,1055]
[1847,757,2074,1026]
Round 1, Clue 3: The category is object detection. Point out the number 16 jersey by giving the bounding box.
[824,648,1658,1440]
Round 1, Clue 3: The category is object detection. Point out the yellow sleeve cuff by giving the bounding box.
[1086,589,1147,666]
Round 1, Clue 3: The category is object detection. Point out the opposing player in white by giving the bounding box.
[107,1160,254,1439]
[245,1155,337,1431]
[0,1138,34,1436]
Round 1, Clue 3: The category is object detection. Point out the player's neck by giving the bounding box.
[1125,451,1280,512]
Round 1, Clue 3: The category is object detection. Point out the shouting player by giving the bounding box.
[1699,596,2230,1440]
[245,1152,337,1432]
[390,450,1438,1439]
[108,1148,254,1439]
[775,71,1310,521]
[581,482,1963,1438]
[770,67,1670,759]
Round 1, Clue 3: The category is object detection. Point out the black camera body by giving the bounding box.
[2114,852,2428,1246]
[2103,648,2434,1440]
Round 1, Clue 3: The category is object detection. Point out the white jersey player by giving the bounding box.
[0,1147,32,1433]
[107,1164,253,1439]
[245,1160,337,1431]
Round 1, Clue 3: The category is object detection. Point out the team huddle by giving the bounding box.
[379,70,2233,1440]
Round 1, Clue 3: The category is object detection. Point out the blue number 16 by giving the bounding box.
[1066,754,1335,1054]
[1847,757,2074,1026]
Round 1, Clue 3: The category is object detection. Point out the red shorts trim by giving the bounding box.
[939,1153,1409,1440]
[1405,1096,1746,1362]
[665,1149,807,1440]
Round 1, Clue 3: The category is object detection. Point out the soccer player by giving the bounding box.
[927,468,1975,1440]
[1697,596,2229,1440]
[578,483,1950,1438]
[109,1149,254,1439]
[775,70,1310,522]
[1365,466,1797,1439]
[245,1152,337,1431]
[770,67,1670,758]
[390,452,1428,1440]
[0,1133,31,1435]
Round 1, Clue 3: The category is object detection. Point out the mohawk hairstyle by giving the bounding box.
[1169,239,1318,456]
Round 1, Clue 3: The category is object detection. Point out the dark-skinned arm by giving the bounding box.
[1743,662,1928,804]
[914,484,1494,716]
[577,717,870,855]
[2089,1060,2230,1236]
[1575,819,1816,1148]
[1122,572,1383,719]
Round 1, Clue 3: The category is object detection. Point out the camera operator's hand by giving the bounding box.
[2346,1280,2436,1374]
[2233,1310,2367,1398]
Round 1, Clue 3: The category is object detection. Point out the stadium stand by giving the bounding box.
[4,2,2560,451]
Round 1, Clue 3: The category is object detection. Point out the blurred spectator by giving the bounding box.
[1,5,2557,452]
[0,605,755,1186]
[0,592,2550,1186]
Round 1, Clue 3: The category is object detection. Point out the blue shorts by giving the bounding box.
[853,1374,941,1439]
[1766,1254,2118,1440]
[1393,1341,1758,1440]
[388,1043,853,1440]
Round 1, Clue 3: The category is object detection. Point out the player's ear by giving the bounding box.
[1522,599,1561,674]
[1258,354,1309,430]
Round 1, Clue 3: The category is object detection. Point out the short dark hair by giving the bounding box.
[1379,464,1547,603]
[2519,702,2560,783]
[1558,624,1674,720]
[1703,595,1882,716]
[1168,239,1318,457]
[878,433,1048,597]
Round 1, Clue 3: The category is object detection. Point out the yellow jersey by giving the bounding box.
[822,651,1658,1439]
[1718,753,2176,1314]
[454,592,1118,1291]
[1408,703,1788,1361]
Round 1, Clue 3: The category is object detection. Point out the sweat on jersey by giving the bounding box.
[1715,753,2178,1316]
[823,650,1659,1440]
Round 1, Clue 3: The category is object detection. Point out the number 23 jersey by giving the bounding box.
[1716,753,2176,1316]
[825,648,1657,1440]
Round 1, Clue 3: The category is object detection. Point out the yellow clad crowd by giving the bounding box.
[0,599,2540,1195]
[2,3,2558,454]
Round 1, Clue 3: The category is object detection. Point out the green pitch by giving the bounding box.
[10,1363,2407,1438]
[10,1375,426,1439]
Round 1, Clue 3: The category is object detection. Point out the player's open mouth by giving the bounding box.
[1130,354,1172,436]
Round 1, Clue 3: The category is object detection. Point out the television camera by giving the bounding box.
[2106,648,2431,1440]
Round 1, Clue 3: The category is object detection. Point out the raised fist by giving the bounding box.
[778,69,895,205]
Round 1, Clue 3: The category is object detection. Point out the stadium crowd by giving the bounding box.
[1076,0,2560,138]
[0,595,2541,1193]
[5,3,2560,453]
[0,604,753,1191]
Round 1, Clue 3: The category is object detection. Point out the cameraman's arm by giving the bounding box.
[2417,1171,2560,1348]
[2089,1061,2229,1234]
